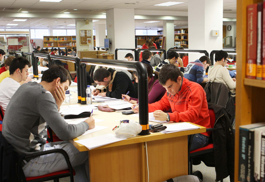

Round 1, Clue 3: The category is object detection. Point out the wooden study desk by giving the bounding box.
[69,109,206,182]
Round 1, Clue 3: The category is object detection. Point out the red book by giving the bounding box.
[246,4,258,79]
[263,2,265,80]
[257,3,263,80]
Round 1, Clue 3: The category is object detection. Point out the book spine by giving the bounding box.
[261,133,265,182]
[263,2,265,80]
[257,3,263,80]
[246,4,258,79]
[239,128,249,181]
[248,130,255,182]
[254,129,264,181]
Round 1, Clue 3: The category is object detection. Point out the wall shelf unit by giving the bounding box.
[135,35,163,46]
[175,28,188,48]
[234,0,265,182]
[43,36,76,48]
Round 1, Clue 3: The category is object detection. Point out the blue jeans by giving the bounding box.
[190,134,209,151]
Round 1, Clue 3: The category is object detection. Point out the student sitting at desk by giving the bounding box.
[93,68,137,99]
[155,51,184,73]
[132,64,211,151]
[0,56,14,74]
[2,65,95,181]
[208,50,236,94]
[184,56,210,84]
[122,63,166,104]
[0,57,31,112]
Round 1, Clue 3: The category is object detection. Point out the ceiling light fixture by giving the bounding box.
[67,24,75,26]
[74,9,78,10]
[39,0,62,2]
[6,27,11,28]
[64,12,70,14]
[21,11,28,13]
[144,21,160,23]
[102,13,106,15]
[13,19,27,22]
[154,2,184,6]
[92,20,99,22]
[7,24,18,26]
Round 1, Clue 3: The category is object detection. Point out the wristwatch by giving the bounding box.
[166,113,170,122]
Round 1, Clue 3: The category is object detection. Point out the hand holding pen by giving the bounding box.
[131,104,139,113]
[122,91,130,102]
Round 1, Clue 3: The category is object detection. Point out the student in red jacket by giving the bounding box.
[132,64,211,151]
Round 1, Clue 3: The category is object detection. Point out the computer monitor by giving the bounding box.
[104,39,110,49]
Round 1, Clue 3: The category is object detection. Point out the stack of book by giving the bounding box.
[246,2,265,80]
[238,123,265,182]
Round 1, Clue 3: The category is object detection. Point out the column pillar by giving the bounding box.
[75,18,94,56]
[188,0,223,61]
[95,24,106,47]
[106,8,135,58]
[163,20,175,51]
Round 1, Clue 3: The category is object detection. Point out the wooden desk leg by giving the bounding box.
[147,136,188,182]
[89,143,143,182]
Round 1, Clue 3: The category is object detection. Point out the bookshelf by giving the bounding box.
[235,0,265,181]
[175,28,188,48]
[135,35,163,46]
[43,36,76,48]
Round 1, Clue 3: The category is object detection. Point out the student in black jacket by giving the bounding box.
[141,50,151,65]
[93,68,137,99]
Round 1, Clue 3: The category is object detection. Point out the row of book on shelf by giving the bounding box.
[44,37,76,41]
[175,35,188,40]
[239,123,265,182]
[246,2,265,80]
[175,29,188,34]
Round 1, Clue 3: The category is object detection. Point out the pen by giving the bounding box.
[133,104,138,109]
[91,109,93,116]
[122,91,130,100]
[112,125,117,131]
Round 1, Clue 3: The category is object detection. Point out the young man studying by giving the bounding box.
[2,65,95,181]
[0,57,30,111]
[132,64,211,151]
[0,56,14,74]
[93,68,137,99]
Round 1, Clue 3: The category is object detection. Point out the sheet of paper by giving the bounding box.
[104,100,132,110]
[92,95,117,102]
[161,122,200,134]
[65,118,103,124]
[81,125,107,136]
[71,82,77,86]
[38,66,49,72]
[131,113,167,123]
[60,104,96,115]
[76,133,126,150]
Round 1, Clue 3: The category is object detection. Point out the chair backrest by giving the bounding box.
[209,109,216,128]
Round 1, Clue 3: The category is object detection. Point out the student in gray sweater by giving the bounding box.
[2,65,95,181]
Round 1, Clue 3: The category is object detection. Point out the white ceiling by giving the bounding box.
[0,0,237,29]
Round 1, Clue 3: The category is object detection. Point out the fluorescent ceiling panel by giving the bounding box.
[144,21,160,23]
[7,24,18,26]
[154,2,184,6]
[92,20,99,22]
[67,24,75,26]
[39,0,62,2]
[13,19,27,22]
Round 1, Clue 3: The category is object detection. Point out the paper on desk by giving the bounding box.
[81,125,107,136]
[131,113,167,123]
[75,133,126,150]
[60,104,96,115]
[65,118,104,124]
[71,82,77,86]
[103,100,132,110]
[161,122,200,134]
[92,96,116,102]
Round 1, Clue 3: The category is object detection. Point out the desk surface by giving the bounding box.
[69,109,206,151]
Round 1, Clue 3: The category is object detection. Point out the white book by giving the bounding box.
[254,126,265,181]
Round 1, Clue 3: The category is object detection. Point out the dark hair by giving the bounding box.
[40,49,48,53]
[4,56,15,66]
[0,49,5,55]
[215,50,228,62]
[53,48,57,51]
[37,46,40,49]
[199,56,210,64]
[145,39,153,47]
[41,65,71,85]
[125,53,133,59]
[9,57,31,75]
[167,51,179,59]
[158,64,183,85]
[67,49,72,52]
[133,63,158,80]
[142,50,151,60]
[154,37,159,41]
[93,68,110,82]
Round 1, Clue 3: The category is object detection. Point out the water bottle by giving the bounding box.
[65,90,70,104]
[86,85,92,105]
